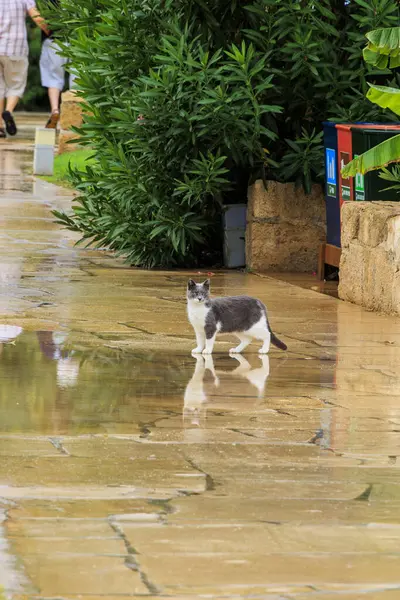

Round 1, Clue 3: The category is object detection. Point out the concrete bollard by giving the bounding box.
[33,127,56,175]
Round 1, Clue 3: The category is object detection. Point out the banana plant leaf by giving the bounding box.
[342,134,400,178]
[363,27,400,69]
[366,84,400,116]
[366,27,400,53]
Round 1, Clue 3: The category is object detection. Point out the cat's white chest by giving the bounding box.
[187,301,209,331]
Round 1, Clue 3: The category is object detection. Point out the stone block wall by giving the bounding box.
[58,91,84,154]
[246,180,326,272]
[339,201,400,315]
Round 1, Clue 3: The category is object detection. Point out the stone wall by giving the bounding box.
[339,201,400,315]
[246,180,326,272]
[58,91,84,154]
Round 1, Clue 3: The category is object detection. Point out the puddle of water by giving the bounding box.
[0,510,26,598]
[0,328,333,437]
[0,329,185,435]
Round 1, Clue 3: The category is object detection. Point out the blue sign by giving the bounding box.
[326,148,336,185]
[325,148,337,198]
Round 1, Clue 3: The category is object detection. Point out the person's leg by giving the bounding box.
[5,95,19,112]
[40,39,66,128]
[0,58,6,137]
[0,97,4,137]
[48,87,61,113]
[1,56,28,136]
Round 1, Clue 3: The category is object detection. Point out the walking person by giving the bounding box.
[0,0,48,137]
[40,0,75,129]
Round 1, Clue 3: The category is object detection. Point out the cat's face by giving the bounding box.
[187,279,210,303]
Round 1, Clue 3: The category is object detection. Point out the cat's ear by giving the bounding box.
[202,279,211,290]
[187,279,196,289]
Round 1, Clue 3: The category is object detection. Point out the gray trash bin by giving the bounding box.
[223,204,246,268]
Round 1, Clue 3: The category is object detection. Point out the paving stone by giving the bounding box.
[139,553,400,588]
[11,535,125,556]
[10,596,295,600]
[124,521,400,555]
[0,485,176,501]
[7,518,117,538]
[62,437,185,460]
[0,438,59,457]
[8,498,161,519]
[20,554,147,595]
[169,496,400,525]
[0,455,205,492]
[291,591,400,600]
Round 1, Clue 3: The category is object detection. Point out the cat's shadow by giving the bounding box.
[183,353,270,426]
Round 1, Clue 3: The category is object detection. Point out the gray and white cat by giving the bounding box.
[187,279,287,355]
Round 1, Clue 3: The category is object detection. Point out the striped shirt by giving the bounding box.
[0,0,36,57]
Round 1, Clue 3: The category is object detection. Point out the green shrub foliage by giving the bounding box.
[48,0,399,267]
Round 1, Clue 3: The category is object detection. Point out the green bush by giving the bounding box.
[56,33,281,267]
[48,0,399,268]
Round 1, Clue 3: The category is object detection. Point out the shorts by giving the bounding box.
[40,38,75,90]
[0,55,28,97]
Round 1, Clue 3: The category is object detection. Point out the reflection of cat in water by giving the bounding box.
[183,354,270,425]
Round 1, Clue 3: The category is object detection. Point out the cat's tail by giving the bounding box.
[270,332,287,351]
[261,304,287,351]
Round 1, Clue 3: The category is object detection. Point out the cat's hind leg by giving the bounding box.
[230,354,252,373]
[229,333,252,354]
[246,355,270,395]
[247,316,271,354]
[258,329,271,354]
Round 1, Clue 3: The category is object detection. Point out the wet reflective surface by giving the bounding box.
[1,126,400,599]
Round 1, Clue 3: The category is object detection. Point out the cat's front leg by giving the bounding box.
[204,354,220,387]
[202,323,217,355]
[192,328,205,354]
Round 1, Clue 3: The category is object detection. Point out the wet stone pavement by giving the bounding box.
[1,130,400,600]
